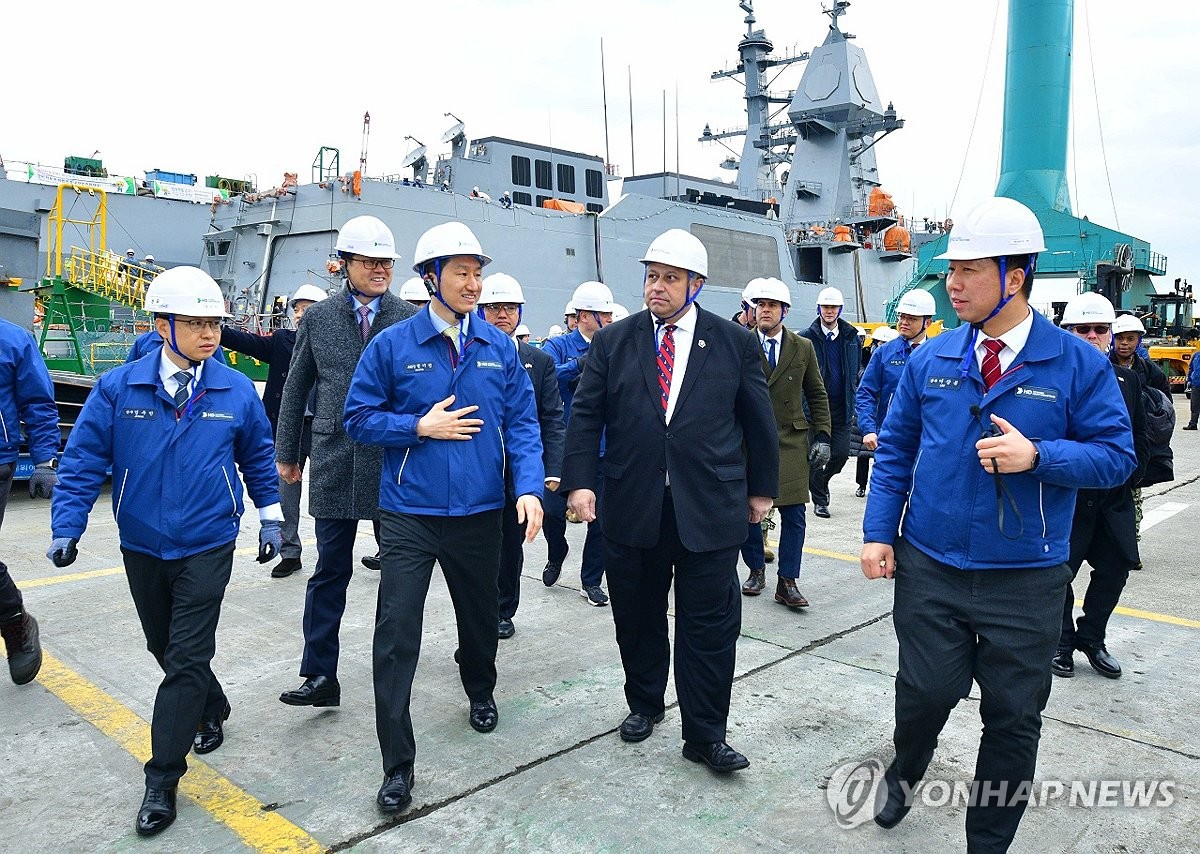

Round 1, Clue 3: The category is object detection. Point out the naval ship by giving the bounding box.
[202,0,923,338]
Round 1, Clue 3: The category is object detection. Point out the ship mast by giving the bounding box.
[699,0,808,201]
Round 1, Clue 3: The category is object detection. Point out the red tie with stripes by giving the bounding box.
[982,338,1005,390]
[656,324,677,413]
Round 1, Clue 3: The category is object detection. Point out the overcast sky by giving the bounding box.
[6,0,1197,288]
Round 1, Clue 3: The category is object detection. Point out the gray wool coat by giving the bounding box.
[275,287,417,519]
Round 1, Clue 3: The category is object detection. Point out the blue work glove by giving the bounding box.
[29,463,58,499]
[808,439,832,469]
[48,537,79,567]
[257,521,283,564]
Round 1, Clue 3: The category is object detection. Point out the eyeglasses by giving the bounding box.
[1070,324,1111,335]
[484,303,521,315]
[177,319,223,333]
[351,257,395,270]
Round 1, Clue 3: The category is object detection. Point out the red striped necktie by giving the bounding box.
[982,338,1005,389]
[656,324,677,412]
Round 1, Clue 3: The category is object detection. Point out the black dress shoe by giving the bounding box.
[136,786,177,836]
[619,711,665,743]
[874,764,913,829]
[681,740,750,772]
[542,561,562,586]
[376,767,415,813]
[361,553,381,571]
[1077,643,1122,678]
[0,610,42,685]
[1051,650,1075,678]
[279,675,341,706]
[855,486,866,498]
[469,698,499,733]
[271,557,301,578]
[497,618,515,639]
[813,505,831,518]
[193,701,232,754]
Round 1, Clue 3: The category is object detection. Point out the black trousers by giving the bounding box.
[374,509,502,775]
[300,516,379,678]
[123,542,234,789]
[1060,510,1135,651]
[891,538,1070,854]
[497,498,525,621]
[541,474,606,586]
[809,407,850,508]
[605,490,740,744]
[0,463,20,618]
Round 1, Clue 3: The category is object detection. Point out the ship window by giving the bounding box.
[535,160,552,190]
[585,169,603,198]
[557,164,576,195]
[513,191,533,206]
[536,195,551,208]
[796,246,824,284]
[586,203,603,213]
[511,156,531,187]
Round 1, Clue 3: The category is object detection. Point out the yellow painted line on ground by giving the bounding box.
[36,651,325,853]
[774,540,1200,630]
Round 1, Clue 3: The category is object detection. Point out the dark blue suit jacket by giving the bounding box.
[561,306,777,552]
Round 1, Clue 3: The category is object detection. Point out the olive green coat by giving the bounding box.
[761,327,831,506]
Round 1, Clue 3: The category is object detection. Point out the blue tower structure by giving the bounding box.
[892,0,1166,327]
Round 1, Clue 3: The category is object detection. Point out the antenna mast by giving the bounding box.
[359,111,371,175]
[601,39,612,173]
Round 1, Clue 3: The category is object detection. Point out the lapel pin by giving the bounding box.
[697,340,706,348]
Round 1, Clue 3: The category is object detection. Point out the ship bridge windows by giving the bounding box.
[536,195,551,208]
[585,169,604,199]
[557,164,576,195]
[586,203,603,213]
[511,156,532,187]
[796,246,824,284]
[535,160,553,190]
[206,239,233,257]
[512,191,533,207]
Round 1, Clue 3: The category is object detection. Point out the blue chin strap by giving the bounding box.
[424,257,485,353]
[647,269,704,325]
[165,316,201,368]
[958,255,1038,380]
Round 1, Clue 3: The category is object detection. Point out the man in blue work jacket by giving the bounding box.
[861,198,1137,852]
[48,266,283,838]
[344,221,544,815]
[855,288,936,462]
[539,280,614,606]
[0,316,60,685]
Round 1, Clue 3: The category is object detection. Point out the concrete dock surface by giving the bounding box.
[1,401,1197,852]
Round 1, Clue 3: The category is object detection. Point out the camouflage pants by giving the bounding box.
[1133,488,1143,541]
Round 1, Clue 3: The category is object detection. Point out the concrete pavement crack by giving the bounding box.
[327,611,894,850]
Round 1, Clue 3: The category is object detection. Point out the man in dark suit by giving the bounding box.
[563,229,777,773]
[275,216,417,708]
[220,284,327,578]
[478,273,565,638]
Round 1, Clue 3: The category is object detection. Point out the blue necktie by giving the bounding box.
[826,331,843,401]
[766,338,777,371]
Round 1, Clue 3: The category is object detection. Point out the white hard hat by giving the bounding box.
[288,284,328,307]
[126,249,135,255]
[563,301,577,317]
[145,255,155,262]
[144,266,231,317]
[480,272,526,305]
[740,284,756,306]
[640,229,708,278]
[1061,291,1117,326]
[514,324,531,337]
[610,303,630,322]
[571,281,615,313]
[744,277,792,306]
[398,276,430,302]
[1112,314,1146,335]
[335,215,400,259]
[548,324,564,336]
[896,289,936,316]
[817,287,845,307]
[871,326,900,343]
[936,197,1047,260]
[411,221,491,271]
